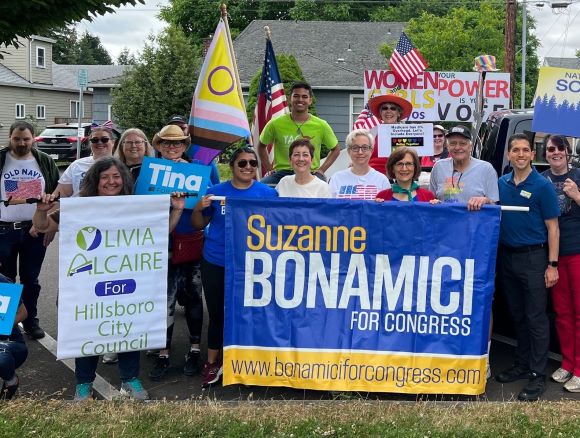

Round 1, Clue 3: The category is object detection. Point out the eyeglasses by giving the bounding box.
[90,137,111,144]
[433,134,445,138]
[381,105,400,111]
[348,145,372,152]
[237,159,258,168]
[394,161,415,169]
[123,140,145,147]
[546,145,567,153]
[160,140,185,148]
[448,140,470,148]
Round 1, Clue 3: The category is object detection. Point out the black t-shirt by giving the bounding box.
[542,167,580,256]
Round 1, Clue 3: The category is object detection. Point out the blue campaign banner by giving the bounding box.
[0,283,23,335]
[134,157,211,209]
[223,198,501,394]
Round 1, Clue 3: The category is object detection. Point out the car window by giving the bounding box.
[39,128,79,136]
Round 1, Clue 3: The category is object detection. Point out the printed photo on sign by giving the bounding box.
[134,157,211,209]
[57,196,169,360]
[377,123,434,157]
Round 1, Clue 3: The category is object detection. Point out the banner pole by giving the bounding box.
[220,3,247,115]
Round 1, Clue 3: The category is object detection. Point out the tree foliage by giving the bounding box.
[0,0,144,48]
[117,48,137,65]
[377,0,540,106]
[44,28,112,65]
[111,27,200,139]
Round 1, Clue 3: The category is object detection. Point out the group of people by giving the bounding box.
[0,80,578,403]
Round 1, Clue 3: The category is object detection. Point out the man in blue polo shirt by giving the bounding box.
[495,133,560,401]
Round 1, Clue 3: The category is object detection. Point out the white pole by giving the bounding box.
[500,206,529,211]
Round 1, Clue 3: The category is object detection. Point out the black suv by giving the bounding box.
[35,123,93,163]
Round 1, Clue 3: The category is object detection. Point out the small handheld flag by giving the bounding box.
[389,32,428,84]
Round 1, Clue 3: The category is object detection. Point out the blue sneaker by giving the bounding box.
[120,377,149,401]
[74,383,93,401]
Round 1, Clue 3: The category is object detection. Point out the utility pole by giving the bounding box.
[504,0,517,108]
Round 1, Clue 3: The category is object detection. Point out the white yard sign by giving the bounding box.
[57,195,169,360]
[378,123,434,158]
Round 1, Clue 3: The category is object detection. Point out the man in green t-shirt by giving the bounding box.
[258,82,340,185]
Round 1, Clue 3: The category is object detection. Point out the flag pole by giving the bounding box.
[220,3,247,114]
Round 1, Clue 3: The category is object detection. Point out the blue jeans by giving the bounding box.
[0,341,28,381]
[0,226,47,328]
[75,351,141,384]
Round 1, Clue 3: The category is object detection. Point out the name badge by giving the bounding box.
[520,190,531,199]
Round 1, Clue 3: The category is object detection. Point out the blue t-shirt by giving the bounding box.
[498,168,559,247]
[542,167,580,256]
[203,181,278,266]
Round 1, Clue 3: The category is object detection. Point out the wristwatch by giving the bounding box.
[548,261,559,267]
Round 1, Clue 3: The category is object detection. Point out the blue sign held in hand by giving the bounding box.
[134,157,212,209]
[0,283,23,336]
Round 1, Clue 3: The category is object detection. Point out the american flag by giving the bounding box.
[4,179,42,199]
[353,102,381,131]
[337,185,380,200]
[389,32,428,84]
[250,39,288,175]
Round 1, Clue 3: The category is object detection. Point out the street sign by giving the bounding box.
[78,69,88,89]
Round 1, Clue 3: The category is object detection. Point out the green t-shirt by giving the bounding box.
[259,114,338,171]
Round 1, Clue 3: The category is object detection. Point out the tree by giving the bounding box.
[377,1,539,106]
[0,0,144,49]
[77,31,112,64]
[111,27,201,139]
[117,47,137,65]
[45,26,80,64]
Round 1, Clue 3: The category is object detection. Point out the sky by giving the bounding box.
[77,0,580,62]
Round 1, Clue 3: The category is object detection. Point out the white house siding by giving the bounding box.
[0,85,93,135]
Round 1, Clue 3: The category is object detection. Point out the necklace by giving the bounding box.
[291,114,310,137]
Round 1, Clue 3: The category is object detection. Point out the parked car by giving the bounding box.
[35,123,121,164]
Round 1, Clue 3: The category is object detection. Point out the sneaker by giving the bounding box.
[0,375,19,400]
[148,355,170,381]
[518,373,546,401]
[120,377,150,401]
[183,350,202,376]
[74,382,94,401]
[551,367,572,383]
[563,375,580,393]
[486,362,492,380]
[201,361,223,388]
[495,365,531,383]
[23,324,45,340]
[102,353,118,364]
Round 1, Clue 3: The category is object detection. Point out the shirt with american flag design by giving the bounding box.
[1,155,45,221]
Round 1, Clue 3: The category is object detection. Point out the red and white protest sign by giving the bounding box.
[364,70,510,122]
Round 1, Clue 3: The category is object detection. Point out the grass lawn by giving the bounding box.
[1,400,579,437]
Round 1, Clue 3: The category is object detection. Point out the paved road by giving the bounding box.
[15,239,580,402]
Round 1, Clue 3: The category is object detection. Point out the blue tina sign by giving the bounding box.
[135,157,211,209]
[223,198,501,395]
[0,282,23,335]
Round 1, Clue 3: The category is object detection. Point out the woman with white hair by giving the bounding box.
[329,129,390,200]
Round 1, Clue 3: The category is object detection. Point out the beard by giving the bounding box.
[11,144,33,157]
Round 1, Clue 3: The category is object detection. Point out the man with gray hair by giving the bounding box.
[329,129,390,200]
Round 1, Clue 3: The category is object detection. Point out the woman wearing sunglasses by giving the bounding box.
[191,147,277,388]
[365,94,414,175]
[541,134,580,392]
[54,123,116,197]
[276,139,332,198]
[375,147,435,202]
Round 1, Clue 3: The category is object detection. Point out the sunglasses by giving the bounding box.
[237,159,258,168]
[90,137,111,144]
[381,104,400,111]
[433,134,444,138]
[546,145,567,153]
[160,140,185,148]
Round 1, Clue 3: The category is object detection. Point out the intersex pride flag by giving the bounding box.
[223,199,500,394]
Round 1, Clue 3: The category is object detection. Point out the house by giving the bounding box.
[0,35,128,136]
[233,20,405,145]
